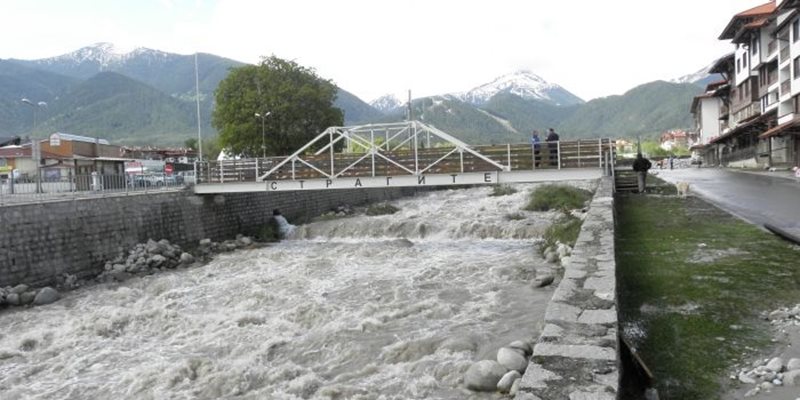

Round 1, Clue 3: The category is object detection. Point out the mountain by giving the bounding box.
[370,94,404,114]
[482,93,580,134]
[0,60,79,135]
[335,88,385,125]
[37,72,197,144]
[11,43,243,98]
[557,81,702,138]
[455,70,584,107]
[671,57,727,89]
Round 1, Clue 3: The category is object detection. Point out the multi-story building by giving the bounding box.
[693,0,799,168]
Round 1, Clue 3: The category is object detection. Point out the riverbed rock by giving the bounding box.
[545,251,558,264]
[19,291,36,305]
[534,274,555,288]
[508,340,533,357]
[11,284,29,295]
[786,358,800,371]
[769,310,789,320]
[7,293,20,306]
[738,372,757,384]
[464,360,506,392]
[497,370,521,393]
[199,238,212,247]
[497,347,528,372]
[33,287,59,305]
[148,254,167,268]
[509,376,521,396]
[783,370,800,386]
[237,236,253,246]
[557,243,570,258]
[765,357,784,373]
[179,252,194,265]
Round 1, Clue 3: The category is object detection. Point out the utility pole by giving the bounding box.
[195,53,203,162]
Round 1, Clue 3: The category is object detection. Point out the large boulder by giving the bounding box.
[508,340,533,357]
[786,358,800,371]
[497,347,528,372]
[783,369,800,386]
[765,357,783,373]
[6,293,20,306]
[464,360,506,392]
[33,287,60,306]
[179,252,195,265]
[19,291,36,305]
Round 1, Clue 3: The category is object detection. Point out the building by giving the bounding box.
[693,0,800,168]
[0,133,131,182]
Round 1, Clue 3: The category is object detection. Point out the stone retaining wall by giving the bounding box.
[0,187,418,288]
[516,177,618,399]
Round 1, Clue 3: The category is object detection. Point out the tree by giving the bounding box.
[212,56,344,157]
[184,138,198,150]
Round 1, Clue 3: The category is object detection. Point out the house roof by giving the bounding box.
[0,146,71,160]
[709,53,735,75]
[778,0,800,11]
[710,109,777,144]
[759,117,800,138]
[732,16,772,43]
[719,2,776,40]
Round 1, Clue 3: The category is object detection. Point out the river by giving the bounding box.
[0,184,567,399]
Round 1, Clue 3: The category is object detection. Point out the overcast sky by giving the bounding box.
[1,0,763,102]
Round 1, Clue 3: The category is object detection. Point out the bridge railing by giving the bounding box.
[197,138,615,184]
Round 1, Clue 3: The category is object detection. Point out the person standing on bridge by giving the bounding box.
[531,130,541,167]
[546,128,560,167]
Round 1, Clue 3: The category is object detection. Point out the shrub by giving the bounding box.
[489,185,517,197]
[524,185,593,212]
[542,214,582,251]
[366,202,400,216]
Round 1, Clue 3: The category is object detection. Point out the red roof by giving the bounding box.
[719,1,776,40]
[0,147,70,160]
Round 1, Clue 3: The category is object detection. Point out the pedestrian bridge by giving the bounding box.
[194,121,615,194]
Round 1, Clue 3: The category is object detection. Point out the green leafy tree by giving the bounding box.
[184,138,198,150]
[212,56,344,157]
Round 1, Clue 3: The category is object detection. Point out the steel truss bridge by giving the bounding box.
[194,121,615,193]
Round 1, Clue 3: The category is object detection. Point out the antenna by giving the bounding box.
[195,53,203,161]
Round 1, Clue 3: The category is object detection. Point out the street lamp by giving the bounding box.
[21,98,47,134]
[254,111,271,158]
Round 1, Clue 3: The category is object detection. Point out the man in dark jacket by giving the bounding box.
[546,128,560,166]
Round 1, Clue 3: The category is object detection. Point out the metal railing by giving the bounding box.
[197,137,617,185]
[0,173,189,207]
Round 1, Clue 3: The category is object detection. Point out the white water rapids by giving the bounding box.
[0,184,587,399]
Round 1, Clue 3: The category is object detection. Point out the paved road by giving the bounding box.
[657,168,800,236]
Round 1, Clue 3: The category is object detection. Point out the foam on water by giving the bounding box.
[0,184,561,399]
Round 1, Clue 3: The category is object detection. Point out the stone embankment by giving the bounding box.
[516,177,618,400]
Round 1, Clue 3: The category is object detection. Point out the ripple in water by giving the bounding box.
[0,184,569,399]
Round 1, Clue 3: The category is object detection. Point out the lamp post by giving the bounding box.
[21,98,47,194]
[254,111,271,158]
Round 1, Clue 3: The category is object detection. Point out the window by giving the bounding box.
[794,19,800,43]
[743,55,748,69]
[751,35,759,56]
[795,56,800,80]
[737,58,741,73]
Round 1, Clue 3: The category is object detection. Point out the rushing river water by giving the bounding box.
[0,185,564,400]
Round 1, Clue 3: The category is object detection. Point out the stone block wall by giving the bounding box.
[516,177,619,400]
[0,187,418,288]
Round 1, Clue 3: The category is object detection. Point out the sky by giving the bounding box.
[0,0,765,102]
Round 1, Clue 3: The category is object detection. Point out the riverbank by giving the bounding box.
[616,188,800,399]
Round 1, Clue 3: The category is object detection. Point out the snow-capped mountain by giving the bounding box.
[454,70,584,106]
[27,42,171,76]
[369,94,404,114]
[671,55,727,87]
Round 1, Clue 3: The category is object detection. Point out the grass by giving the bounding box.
[541,214,582,251]
[366,202,400,216]
[489,185,518,197]
[616,195,800,399]
[524,185,592,212]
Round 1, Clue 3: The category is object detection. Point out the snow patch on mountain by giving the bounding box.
[475,109,518,133]
[453,70,584,106]
[369,94,404,114]
[34,42,170,69]
[671,65,713,85]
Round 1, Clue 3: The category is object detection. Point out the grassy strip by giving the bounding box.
[524,185,592,212]
[616,195,800,399]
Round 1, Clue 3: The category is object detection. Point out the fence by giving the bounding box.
[0,173,189,207]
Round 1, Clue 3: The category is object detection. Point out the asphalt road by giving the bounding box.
[656,168,800,236]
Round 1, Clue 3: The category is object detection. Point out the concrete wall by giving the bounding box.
[0,187,419,288]
[516,177,618,400]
